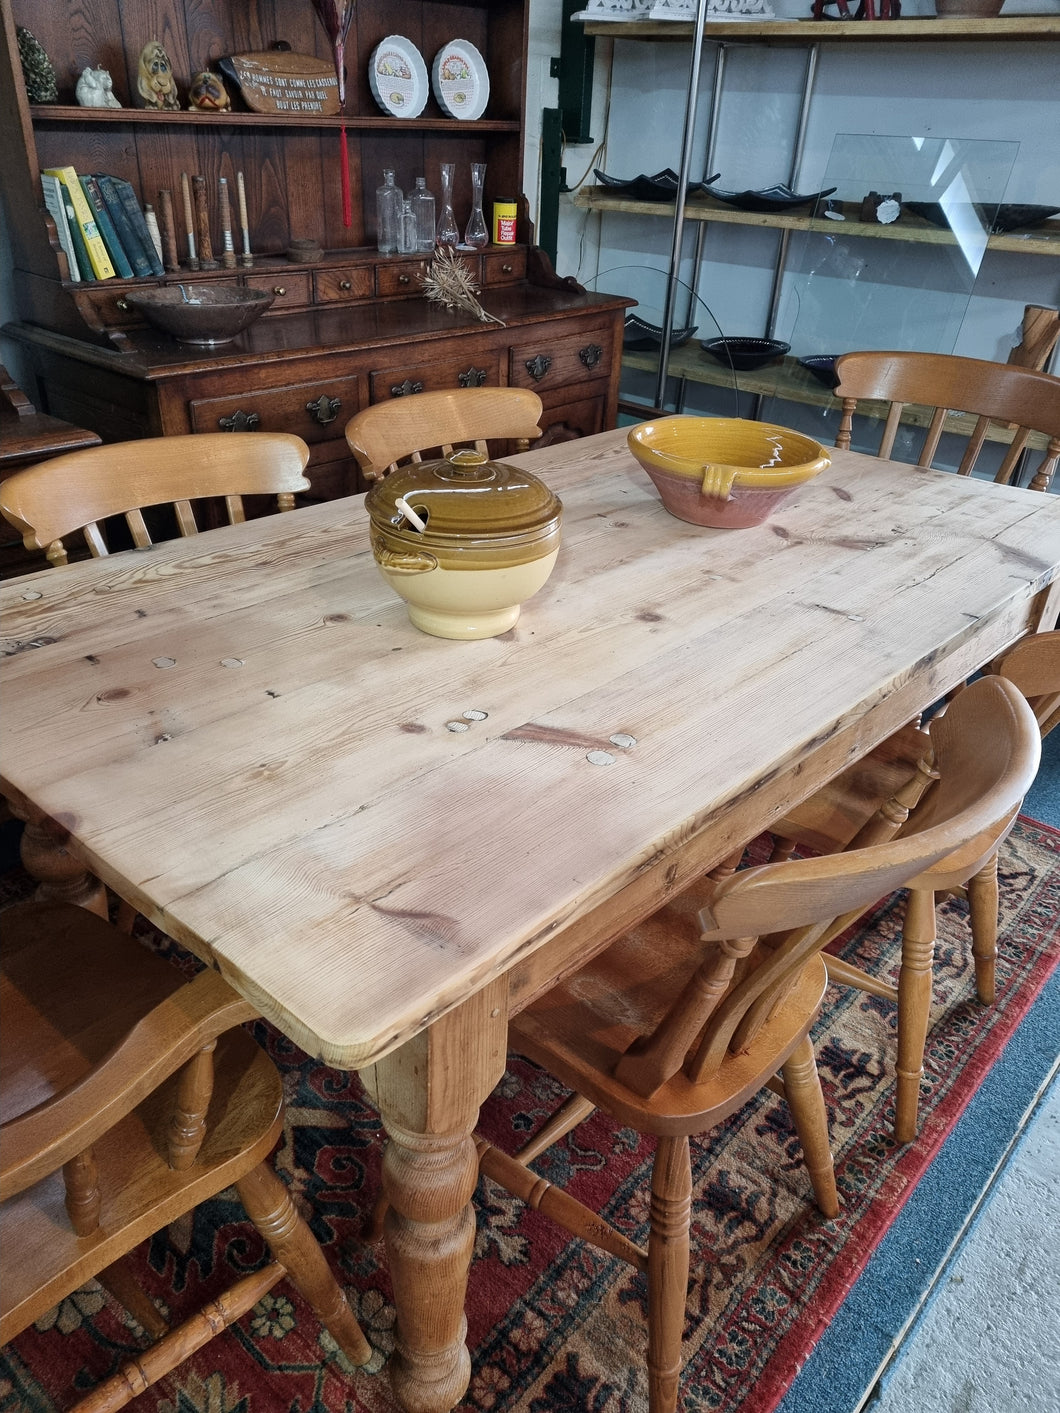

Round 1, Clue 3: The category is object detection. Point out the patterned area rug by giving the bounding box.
[2,818,1058,1413]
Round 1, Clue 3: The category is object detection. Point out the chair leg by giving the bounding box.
[646,1135,691,1413]
[779,1035,839,1218]
[894,888,937,1145]
[967,851,1000,1006]
[235,1162,372,1367]
[515,1092,597,1164]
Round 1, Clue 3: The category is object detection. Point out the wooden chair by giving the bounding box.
[344,387,543,482]
[474,676,1038,1413]
[833,351,1060,492]
[767,638,1054,1142]
[0,899,371,1410]
[0,431,312,567]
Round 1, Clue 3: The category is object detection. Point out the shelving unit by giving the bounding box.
[572,10,1060,416]
[0,0,631,502]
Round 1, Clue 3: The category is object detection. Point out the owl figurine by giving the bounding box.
[188,70,231,112]
[137,40,181,110]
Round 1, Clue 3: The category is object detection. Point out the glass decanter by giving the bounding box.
[375,169,403,255]
[463,162,489,250]
[435,162,460,247]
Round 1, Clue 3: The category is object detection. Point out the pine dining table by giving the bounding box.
[2,425,1059,1412]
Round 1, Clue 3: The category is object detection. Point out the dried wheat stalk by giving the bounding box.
[420,247,506,326]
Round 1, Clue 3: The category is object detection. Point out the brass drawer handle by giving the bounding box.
[525,354,552,382]
[579,343,603,370]
[398,274,410,286]
[458,367,488,388]
[306,393,341,426]
[391,379,424,398]
[339,280,352,291]
[115,298,129,311]
[273,285,287,296]
[218,410,261,432]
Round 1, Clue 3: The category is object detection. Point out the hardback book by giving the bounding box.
[62,193,95,280]
[100,174,165,276]
[94,174,155,278]
[78,174,135,278]
[39,172,80,281]
[41,167,116,280]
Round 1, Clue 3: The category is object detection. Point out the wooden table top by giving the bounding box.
[2,429,1058,1068]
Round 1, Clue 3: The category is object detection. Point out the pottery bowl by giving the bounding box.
[627,416,830,529]
[365,449,563,640]
[699,336,791,372]
[798,354,840,388]
[125,285,275,345]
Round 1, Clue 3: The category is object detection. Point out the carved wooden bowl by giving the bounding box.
[126,285,275,345]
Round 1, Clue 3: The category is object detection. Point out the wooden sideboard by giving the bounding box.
[0,0,631,500]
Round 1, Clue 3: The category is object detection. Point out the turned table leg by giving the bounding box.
[362,978,508,1413]
[6,795,108,917]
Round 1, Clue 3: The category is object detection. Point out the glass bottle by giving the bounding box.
[397,198,417,255]
[411,176,436,254]
[463,162,489,250]
[435,162,459,247]
[375,169,403,255]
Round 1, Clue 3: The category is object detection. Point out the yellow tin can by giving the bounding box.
[492,199,517,245]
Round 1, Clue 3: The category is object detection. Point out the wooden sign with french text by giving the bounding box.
[219,52,340,115]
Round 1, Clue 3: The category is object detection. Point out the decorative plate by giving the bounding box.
[431,39,489,121]
[594,168,721,203]
[623,315,698,350]
[700,336,790,371]
[369,36,429,119]
[702,183,837,213]
[905,201,1060,235]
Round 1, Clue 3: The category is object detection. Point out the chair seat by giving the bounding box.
[511,907,829,1136]
[771,720,931,853]
[0,1027,281,1344]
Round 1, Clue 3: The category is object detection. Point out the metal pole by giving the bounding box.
[654,0,713,412]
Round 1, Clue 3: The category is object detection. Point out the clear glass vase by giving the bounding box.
[463,162,489,250]
[435,162,460,248]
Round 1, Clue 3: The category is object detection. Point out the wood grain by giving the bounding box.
[2,432,1058,1070]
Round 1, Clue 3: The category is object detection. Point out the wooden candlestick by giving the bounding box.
[236,170,253,267]
[217,176,237,269]
[157,189,181,272]
[179,172,199,270]
[192,175,218,269]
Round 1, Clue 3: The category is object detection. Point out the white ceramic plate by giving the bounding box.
[369,35,429,119]
[431,39,489,122]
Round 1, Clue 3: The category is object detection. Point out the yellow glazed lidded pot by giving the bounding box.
[365,448,563,639]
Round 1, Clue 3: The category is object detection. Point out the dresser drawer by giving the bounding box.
[243,271,312,309]
[482,248,527,284]
[369,350,502,402]
[375,258,434,298]
[508,326,614,390]
[75,283,167,330]
[314,266,374,303]
[187,375,359,445]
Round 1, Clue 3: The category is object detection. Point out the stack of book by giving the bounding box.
[40,167,165,283]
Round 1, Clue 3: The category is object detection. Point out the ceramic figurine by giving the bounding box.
[16,26,58,103]
[137,40,181,110]
[76,67,122,109]
[188,70,231,111]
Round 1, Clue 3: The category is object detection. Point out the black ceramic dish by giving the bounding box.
[593,167,721,203]
[623,315,699,351]
[798,355,840,388]
[700,337,790,372]
[904,201,1060,235]
[702,183,837,214]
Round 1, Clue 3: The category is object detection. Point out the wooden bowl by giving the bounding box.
[125,285,275,345]
[627,416,830,529]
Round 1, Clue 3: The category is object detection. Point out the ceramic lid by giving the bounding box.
[365,449,562,543]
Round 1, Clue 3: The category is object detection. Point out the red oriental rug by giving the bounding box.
[2,817,1058,1413]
